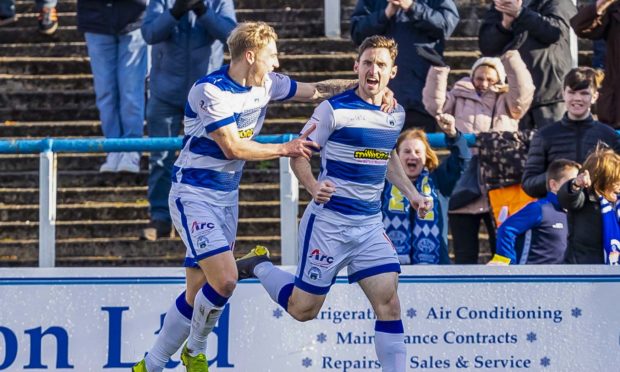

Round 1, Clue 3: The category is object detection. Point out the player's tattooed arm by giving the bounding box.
[294,80,396,111]
[293,80,357,102]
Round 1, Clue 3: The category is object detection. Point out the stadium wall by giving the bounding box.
[0,266,618,371]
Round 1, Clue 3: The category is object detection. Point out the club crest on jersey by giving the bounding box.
[308,267,322,280]
[308,248,334,267]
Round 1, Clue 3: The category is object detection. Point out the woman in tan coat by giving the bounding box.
[421,48,535,263]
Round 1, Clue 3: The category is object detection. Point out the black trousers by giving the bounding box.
[449,212,497,264]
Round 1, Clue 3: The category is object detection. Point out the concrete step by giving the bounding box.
[0,97,317,122]
[0,200,311,221]
[0,151,321,172]
[10,8,351,28]
[0,19,334,43]
[0,217,282,239]
[0,235,284,267]
[13,0,358,13]
[0,68,472,93]
[0,169,281,188]
[1,51,593,78]
[0,118,308,137]
[0,37,358,57]
[0,183,306,204]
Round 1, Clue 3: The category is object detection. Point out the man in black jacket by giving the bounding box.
[522,67,620,198]
[478,0,576,129]
[78,0,149,173]
[351,0,459,132]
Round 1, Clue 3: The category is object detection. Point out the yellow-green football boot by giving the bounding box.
[180,343,209,372]
[236,245,271,280]
[131,359,147,372]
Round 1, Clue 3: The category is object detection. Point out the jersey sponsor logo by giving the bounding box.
[238,128,254,139]
[191,221,215,234]
[387,115,396,127]
[308,266,322,280]
[308,248,334,267]
[353,149,390,160]
[552,223,564,229]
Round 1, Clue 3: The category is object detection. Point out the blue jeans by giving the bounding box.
[146,95,183,222]
[85,30,147,139]
[0,0,57,17]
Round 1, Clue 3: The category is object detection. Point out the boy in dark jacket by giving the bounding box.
[490,159,580,265]
[558,146,620,264]
[522,67,620,198]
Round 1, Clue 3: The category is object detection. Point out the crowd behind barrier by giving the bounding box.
[0,0,619,267]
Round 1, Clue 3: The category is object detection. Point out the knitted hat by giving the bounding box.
[471,57,507,84]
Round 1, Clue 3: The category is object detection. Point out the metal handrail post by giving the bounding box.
[279,152,299,265]
[324,0,341,38]
[38,148,57,267]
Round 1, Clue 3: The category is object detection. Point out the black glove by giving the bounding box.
[501,31,528,54]
[191,0,207,17]
[416,46,447,67]
[170,0,202,19]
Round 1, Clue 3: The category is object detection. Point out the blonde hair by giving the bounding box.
[227,22,278,61]
[358,35,398,64]
[582,144,620,201]
[396,129,439,172]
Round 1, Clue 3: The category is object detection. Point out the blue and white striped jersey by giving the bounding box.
[170,65,297,206]
[302,89,405,225]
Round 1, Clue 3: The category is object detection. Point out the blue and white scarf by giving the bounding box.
[600,196,620,265]
[411,169,442,264]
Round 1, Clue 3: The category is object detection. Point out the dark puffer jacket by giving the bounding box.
[478,0,576,108]
[522,114,620,198]
[557,179,605,264]
[77,0,147,35]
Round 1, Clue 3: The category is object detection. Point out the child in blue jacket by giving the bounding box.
[490,159,580,265]
[382,116,470,264]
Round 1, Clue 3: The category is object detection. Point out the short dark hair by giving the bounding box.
[357,35,398,64]
[546,159,581,190]
[563,67,604,91]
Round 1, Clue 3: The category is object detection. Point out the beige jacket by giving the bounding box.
[422,50,535,214]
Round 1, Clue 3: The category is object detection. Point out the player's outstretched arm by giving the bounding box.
[386,150,433,215]
[210,123,319,161]
[292,79,357,102]
[293,80,396,111]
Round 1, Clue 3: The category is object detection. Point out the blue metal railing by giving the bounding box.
[0,133,471,154]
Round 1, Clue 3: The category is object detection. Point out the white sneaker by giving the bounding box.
[99,153,121,173]
[117,152,140,173]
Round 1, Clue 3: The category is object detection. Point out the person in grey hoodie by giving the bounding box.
[140,0,236,240]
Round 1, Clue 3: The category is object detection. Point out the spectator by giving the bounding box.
[522,67,620,199]
[78,0,148,173]
[140,0,236,240]
[350,0,460,132]
[489,159,580,265]
[558,146,620,264]
[571,0,620,128]
[479,0,576,129]
[381,125,470,265]
[0,0,58,34]
[422,48,535,264]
